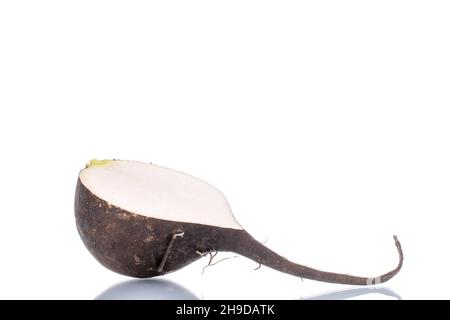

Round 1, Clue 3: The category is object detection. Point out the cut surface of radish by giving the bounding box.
[79,160,242,230]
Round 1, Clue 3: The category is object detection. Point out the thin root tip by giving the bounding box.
[393,235,402,250]
[392,235,404,269]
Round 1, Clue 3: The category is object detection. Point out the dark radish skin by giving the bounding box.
[75,160,403,285]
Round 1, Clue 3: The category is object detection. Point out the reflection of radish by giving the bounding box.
[75,160,403,285]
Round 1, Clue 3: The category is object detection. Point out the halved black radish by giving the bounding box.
[75,159,403,285]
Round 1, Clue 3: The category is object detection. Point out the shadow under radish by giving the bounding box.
[303,286,401,300]
[95,279,199,300]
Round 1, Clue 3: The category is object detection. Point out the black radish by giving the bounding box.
[75,159,403,285]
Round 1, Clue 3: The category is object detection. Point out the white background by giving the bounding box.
[0,1,449,300]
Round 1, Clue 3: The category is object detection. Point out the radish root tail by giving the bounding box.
[234,233,404,286]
